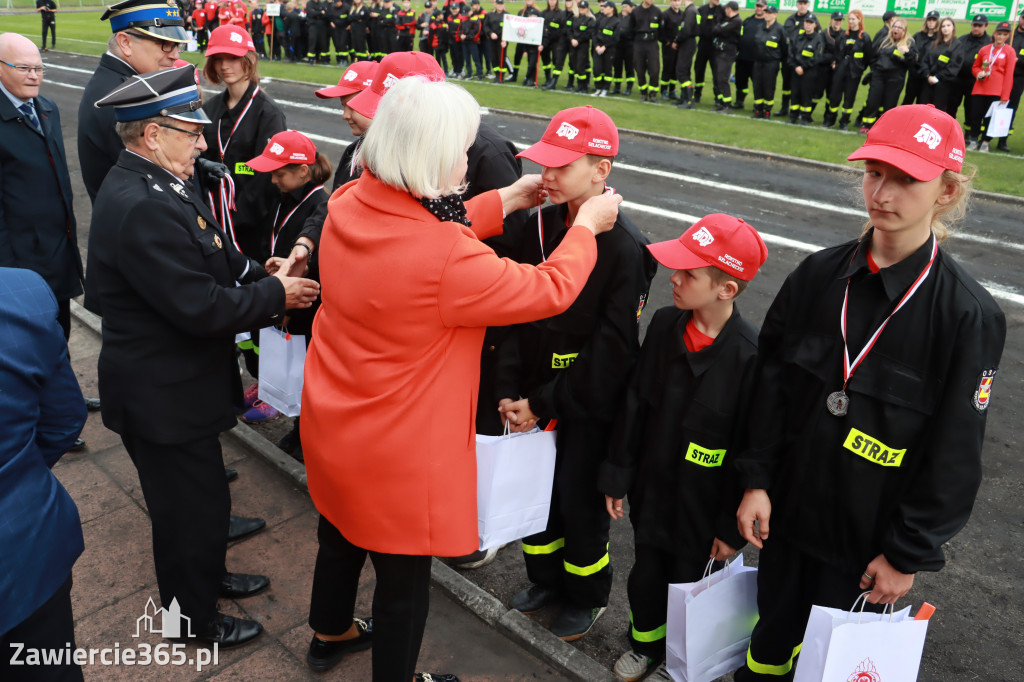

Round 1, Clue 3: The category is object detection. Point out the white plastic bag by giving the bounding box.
[257,326,306,417]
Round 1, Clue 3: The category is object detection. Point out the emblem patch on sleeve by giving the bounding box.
[635,293,647,321]
[972,369,996,413]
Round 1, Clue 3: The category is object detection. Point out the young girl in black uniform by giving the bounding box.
[787,13,827,123]
[918,18,963,111]
[732,104,1005,681]
[246,130,331,457]
[859,17,916,131]
[824,10,872,130]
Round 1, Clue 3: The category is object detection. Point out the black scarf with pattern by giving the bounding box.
[418,194,472,227]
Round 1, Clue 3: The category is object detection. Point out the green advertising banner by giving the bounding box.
[735,0,1021,18]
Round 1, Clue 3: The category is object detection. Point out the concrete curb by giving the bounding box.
[71,300,607,680]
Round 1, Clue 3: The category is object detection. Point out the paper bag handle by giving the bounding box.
[849,592,897,623]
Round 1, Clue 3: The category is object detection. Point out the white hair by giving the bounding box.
[357,77,480,199]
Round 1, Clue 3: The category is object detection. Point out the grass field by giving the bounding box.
[3,7,1022,196]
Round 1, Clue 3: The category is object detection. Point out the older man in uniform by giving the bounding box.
[85,65,321,648]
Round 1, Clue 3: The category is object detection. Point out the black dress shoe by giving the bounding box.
[70,438,86,452]
[220,572,270,598]
[415,674,460,682]
[85,397,101,411]
[227,515,266,542]
[508,584,560,614]
[224,468,238,483]
[550,604,606,641]
[306,617,374,671]
[197,613,263,648]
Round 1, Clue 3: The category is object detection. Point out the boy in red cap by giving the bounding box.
[598,214,767,682]
[498,105,658,641]
[733,105,1005,680]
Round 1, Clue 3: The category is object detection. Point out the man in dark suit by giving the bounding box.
[86,65,321,649]
[77,0,188,204]
[0,267,87,682]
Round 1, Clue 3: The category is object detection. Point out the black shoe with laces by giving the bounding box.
[306,617,374,671]
[508,585,560,614]
[550,605,606,641]
[415,674,460,682]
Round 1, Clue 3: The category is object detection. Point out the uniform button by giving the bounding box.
[488,345,495,351]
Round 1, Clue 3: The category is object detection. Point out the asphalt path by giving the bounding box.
[40,50,1024,680]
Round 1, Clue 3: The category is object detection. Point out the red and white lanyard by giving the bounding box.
[985,43,1006,65]
[538,185,615,262]
[209,85,260,251]
[270,184,324,254]
[839,235,937,390]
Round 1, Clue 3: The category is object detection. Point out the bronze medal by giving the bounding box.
[197,216,206,230]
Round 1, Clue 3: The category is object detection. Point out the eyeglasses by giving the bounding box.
[0,60,46,75]
[130,33,180,53]
[158,123,205,144]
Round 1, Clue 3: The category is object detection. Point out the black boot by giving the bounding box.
[624,83,633,96]
[996,138,1010,152]
[669,86,679,100]
[676,87,694,109]
[789,110,799,124]
[838,113,850,131]
[693,88,702,103]
[564,75,575,91]
[610,83,621,95]
[822,111,836,128]
[776,95,790,117]
[542,76,558,90]
[750,103,761,118]
[731,94,745,110]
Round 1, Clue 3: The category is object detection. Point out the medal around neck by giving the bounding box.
[826,390,849,417]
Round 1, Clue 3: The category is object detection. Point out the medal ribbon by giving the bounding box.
[270,184,325,254]
[210,86,260,252]
[839,235,937,389]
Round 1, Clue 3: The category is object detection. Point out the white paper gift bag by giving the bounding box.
[257,326,307,417]
[475,427,556,551]
[987,105,1013,138]
[666,555,759,682]
[793,594,928,682]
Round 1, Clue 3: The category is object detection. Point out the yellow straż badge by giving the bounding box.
[843,428,906,467]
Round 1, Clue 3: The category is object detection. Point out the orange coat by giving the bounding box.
[301,174,598,556]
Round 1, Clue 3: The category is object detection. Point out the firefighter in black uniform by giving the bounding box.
[78,0,189,205]
[306,0,331,62]
[778,0,812,117]
[592,1,620,96]
[328,0,351,64]
[733,103,1005,682]
[628,0,661,102]
[824,9,871,130]
[692,0,723,104]
[859,17,916,131]
[710,1,740,111]
[750,4,784,119]
[903,9,939,104]
[485,0,511,80]
[611,0,635,94]
[658,0,683,99]
[378,0,399,56]
[732,0,765,110]
[347,0,371,60]
[787,13,826,124]
[818,11,844,117]
[500,105,657,643]
[602,213,768,682]
[570,0,595,92]
[1007,9,1024,151]
[511,0,542,84]
[538,0,564,86]
[915,17,961,114]
[949,16,991,139]
[396,0,416,50]
[670,0,697,107]
[86,65,321,651]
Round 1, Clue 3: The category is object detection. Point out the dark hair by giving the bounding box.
[932,17,957,47]
[203,51,260,85]
[283,153,333,185]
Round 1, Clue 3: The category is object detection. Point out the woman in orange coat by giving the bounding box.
[299,74,621,682]
[968,20,1018,151]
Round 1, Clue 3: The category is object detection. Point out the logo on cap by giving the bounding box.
[383,72,399,89]
[230,31,243,43]
[589,137,612,151]
[270,142,285,155]
[344,70,359,81]
[692,226,715,247]
[557,122,580,140]
[913,123,942,150]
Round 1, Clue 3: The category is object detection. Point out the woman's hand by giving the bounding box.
[498,174,548,215]
[795,65,804,76]
[573,192,622,235]
[710,537,737,561]
[860,554,914,605]
[605,495,624,520]
[736,488,771,549]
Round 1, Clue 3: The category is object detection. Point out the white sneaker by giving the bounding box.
[647,661,672,681]
[446,545,499,569]
[979,141,990,152]
[613,650,653,681]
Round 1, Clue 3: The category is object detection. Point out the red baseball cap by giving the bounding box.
[347,52,445,119]
[647,213,768,281]
[247,130,318,172]
[315,61,379,99]
[173,59,202,86]
[517,106,619,167]
[204,24,255,57]
[848,104,964,181]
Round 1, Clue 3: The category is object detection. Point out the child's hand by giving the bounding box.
[498,398,538,432]
[605,495,624,520]
[710,537,736,561]
[860,554,915,605]
[736,488,771,549]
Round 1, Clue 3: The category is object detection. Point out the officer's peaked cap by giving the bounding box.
[101,0,189,42]
[94,64,212,124]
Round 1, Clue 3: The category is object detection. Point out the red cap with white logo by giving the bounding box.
[647,213,768,281]
[347,52,445,119]
[847,104,964,181]
[204,24,256,57]
[517,105,619,167]
[315,61,380,99]
[246,130,318,172]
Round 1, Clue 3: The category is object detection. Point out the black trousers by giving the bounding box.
[752,59,780,107]
[462,41,483,77]
[513,42,538,81]
[307,20,330,59]
[332,25,350,60]
[450,41,465,73]
[902,70,924,104]
[712,48,736,103]
[626,545,709,660]
[861,69,906,126]
[613,39,634,89]
[592,46,614,88]
[827,64,861,115]
[733,537,883,681]
[41,18,56,48]
[971,94,1001,142]
[57,298,70,341]
[693,37,715,90]
[350,28,369,60]
[521,423,613,608]
[733,58,753,101]
[552,38,570,78]
[779,62,792,101]
[123,431,230,628]
[675,39,696,88]
[660,42,678,88]
[790,65,821,112]
[0,576,82,682]
[570,42,591,84]
[309,516,432,682]
[633,40,659,93]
